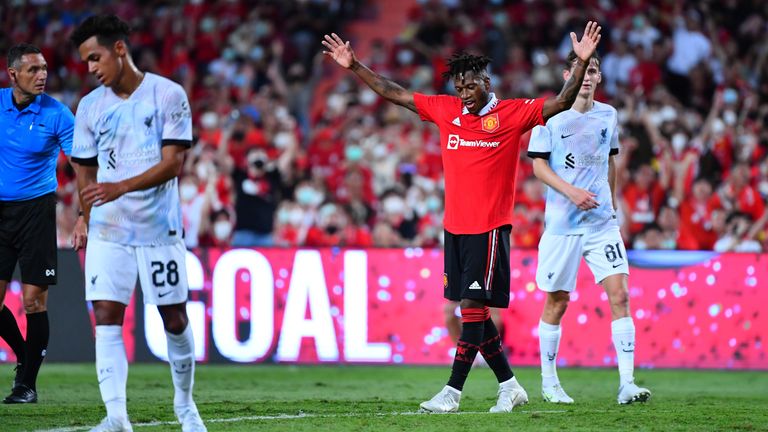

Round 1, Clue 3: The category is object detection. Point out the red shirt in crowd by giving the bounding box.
[622,181,666,236]
[413,93,545,234]
[709,185,766,222]
[678,199,718,250]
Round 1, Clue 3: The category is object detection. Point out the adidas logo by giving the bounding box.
[468,281,482,290]
[452,117,461,126]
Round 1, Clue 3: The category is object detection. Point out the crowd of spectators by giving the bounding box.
[2,0,766,252]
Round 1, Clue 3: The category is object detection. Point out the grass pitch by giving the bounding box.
[0,364,766,431]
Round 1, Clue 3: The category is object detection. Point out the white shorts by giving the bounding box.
[536,226,629,293]
[85,238,189,305]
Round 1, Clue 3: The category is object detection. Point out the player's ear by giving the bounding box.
[8,69,16,84]
[113,39,127,56]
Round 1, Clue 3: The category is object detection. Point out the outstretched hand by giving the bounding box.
[322,33,356,69]
[570,21,602,62]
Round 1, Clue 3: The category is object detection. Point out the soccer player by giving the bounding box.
[68,15,206,431]
[528,51,651,405]
[0,44,74,404]
[322,22,601,413]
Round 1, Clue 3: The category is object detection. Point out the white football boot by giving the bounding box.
[617,380,651,404]
[542,382,574,404]
[489,377,528,413]
[419,385,461,413]
[89,417,133,432]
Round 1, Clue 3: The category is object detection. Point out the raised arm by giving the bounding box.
[542,21,602,121]
[322,33,417,113]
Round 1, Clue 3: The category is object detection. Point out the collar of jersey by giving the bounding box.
[462,92,499,116]
[2,89,41,113]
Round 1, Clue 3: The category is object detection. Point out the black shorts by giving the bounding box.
[0,193,58,286]
[444,225,512,308]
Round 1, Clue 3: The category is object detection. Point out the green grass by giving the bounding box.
[0,364,766,431]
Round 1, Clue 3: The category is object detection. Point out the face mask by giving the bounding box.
[274,132,292,149]
[427,196,442,212]
[722,88,738,105]
[758,181,768,197]
[250,46,265,62]
[180,184,197,201]
[254,21,271,38]
[327,94,346,113]
[195,163,210,179]
[289,208,304,225]
[213,221,232,240]
[296,187,322,206]
[277,209,290,224]
[345,145,364,162]
[200,112,218,129]
[671,133,687,154]
[383,197,405,214]
[201,17,216,33]
[359,88,377,106]
[325,225,339,235]
[397,49,414,65]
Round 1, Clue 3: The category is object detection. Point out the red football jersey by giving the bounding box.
[414,93,545,234]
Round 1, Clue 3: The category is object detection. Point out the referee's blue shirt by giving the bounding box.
[0,87,74,201]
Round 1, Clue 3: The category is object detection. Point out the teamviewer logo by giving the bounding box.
[447,134,459,150]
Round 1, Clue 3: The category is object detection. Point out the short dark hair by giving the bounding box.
[565,50,601,69]
[69,15,131,48]
[442,52,492,80]
[7,43,42,69]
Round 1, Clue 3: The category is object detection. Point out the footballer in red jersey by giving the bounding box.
[322,21,601,413]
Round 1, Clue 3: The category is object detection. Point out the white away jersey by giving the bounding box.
[72,73,192,245]
[527,101,619,235]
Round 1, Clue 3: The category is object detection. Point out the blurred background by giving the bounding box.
[0,1,766,371]
[2,0,766,253]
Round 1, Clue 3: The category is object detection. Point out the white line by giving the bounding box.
[36,409,568,431]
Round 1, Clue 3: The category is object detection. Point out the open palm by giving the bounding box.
[570,21,602,62]
[322,33,356,69]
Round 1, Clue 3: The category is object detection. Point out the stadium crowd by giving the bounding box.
[1,0,766,252]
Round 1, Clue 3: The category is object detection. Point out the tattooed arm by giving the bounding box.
[322,33,416,113]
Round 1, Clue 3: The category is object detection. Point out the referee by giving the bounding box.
[0,44,74,404]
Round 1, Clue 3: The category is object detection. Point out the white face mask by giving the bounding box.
[671,133,688,154]
[383,197,406,215]
[359,88,378,106]
[180,184,197,202]
[200,112,218,129]
[196,163,211,180]
[213,221,232,240]
[274,132,293,149]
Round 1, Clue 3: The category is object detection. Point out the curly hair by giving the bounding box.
[442,52,492,80]
[69,15,131,48]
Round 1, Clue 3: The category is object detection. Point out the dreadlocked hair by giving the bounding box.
[442,52,492,80]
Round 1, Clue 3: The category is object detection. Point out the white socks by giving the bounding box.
[611,317,636,385]
[538,320,562,387]
[95,325,129,422]
[500,376,522,389]
[166,324,196,408]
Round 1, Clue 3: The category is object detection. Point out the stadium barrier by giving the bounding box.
[1,248,765,369]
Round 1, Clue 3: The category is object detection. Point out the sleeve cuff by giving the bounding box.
[527,151,551,160]
[162,139,193,148]
[71,156,98,166]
